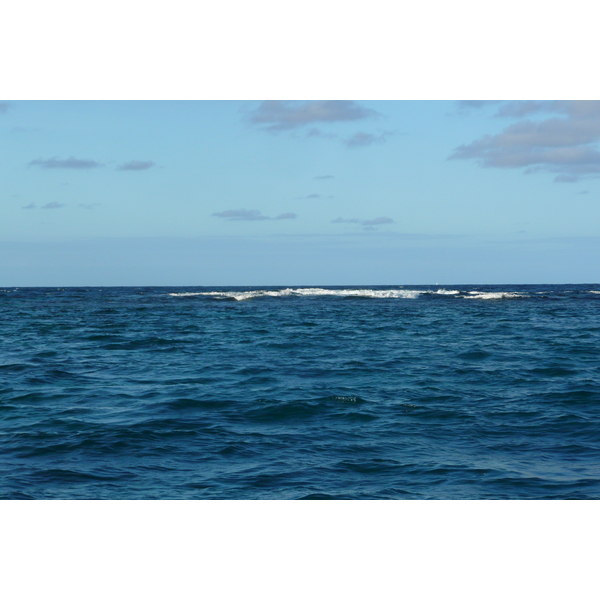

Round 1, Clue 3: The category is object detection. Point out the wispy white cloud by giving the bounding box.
[213,209,297,221]
[450,101,600,182]
[29,157,103,169]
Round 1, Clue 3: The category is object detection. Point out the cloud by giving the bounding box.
[116,160,156,171]
[332,217,360,224]
[21,203,36,209]
[450,101,600,181]
[332,216,394,228]
[344,130,394,148]
[494,100,556,118]
[0,102,9,114]
[29,157,103,169]
[213,209,269,221]
[452,101,503,115]
[249,100,378,131]
[79,203,101,209]
[41,202,66,209]
[305,128,339,140]
[294,193,322,199]
[314,175,334,180]
[456,100,502,110]
[362,217,394,226]
[212,209,297,221]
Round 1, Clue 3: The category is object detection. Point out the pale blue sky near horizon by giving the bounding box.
[1,100,599,286]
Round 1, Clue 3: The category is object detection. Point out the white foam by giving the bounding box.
[464,291,523,300]
[434,289,460,295]
[169,288,426,301]
[168,292,205,297]
[589,291,600,294]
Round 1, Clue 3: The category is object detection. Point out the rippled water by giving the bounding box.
[1,284,600,499]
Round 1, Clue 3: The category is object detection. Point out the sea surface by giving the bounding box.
[1,284,600,499]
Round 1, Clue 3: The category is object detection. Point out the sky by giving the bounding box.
[2,3,598,598]
[1,99,600,285]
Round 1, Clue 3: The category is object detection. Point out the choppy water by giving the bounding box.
[1,284,600,499]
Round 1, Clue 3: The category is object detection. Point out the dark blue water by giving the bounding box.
[1,284,600,499]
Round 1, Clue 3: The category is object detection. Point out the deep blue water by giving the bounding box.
[1,284,600,499]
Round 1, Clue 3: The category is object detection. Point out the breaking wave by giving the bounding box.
[464,291,524,300]
[169,288,426,300]
[168,287,525,301]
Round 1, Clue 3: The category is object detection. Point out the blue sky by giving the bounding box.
[1,100,599,285]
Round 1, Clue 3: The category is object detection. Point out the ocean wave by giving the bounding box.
[169,288,426,300]
[464,291,523,300]
[168,287,528,301]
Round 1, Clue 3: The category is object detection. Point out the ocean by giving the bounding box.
[1,284,599,499]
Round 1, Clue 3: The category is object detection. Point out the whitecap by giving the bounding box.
[170,288,426,301]
[168,292,205,297]
[464,292,523,300]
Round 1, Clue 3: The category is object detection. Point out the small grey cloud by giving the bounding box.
[344,130,394,149]
[305,128,338,140]
[29,157,103,169]
[41,202,65,209]
[295,193,322,199]
[249,100,378,132]
[450,101,600,182]
[79,203,101,209]
[22,202,36,209]
[577,190,589,194]
[361,217,394,226]
[116,160,156,171]
[332,216,394,228]
[0,102,10,114]
[457,100,502,110]
[213,209,269,221]
[453,101,503,115]
[314,175,334,180]
[213,209,297,222]
[553,174,581,183]
[332,217,360,224]
[494,100,556,118]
